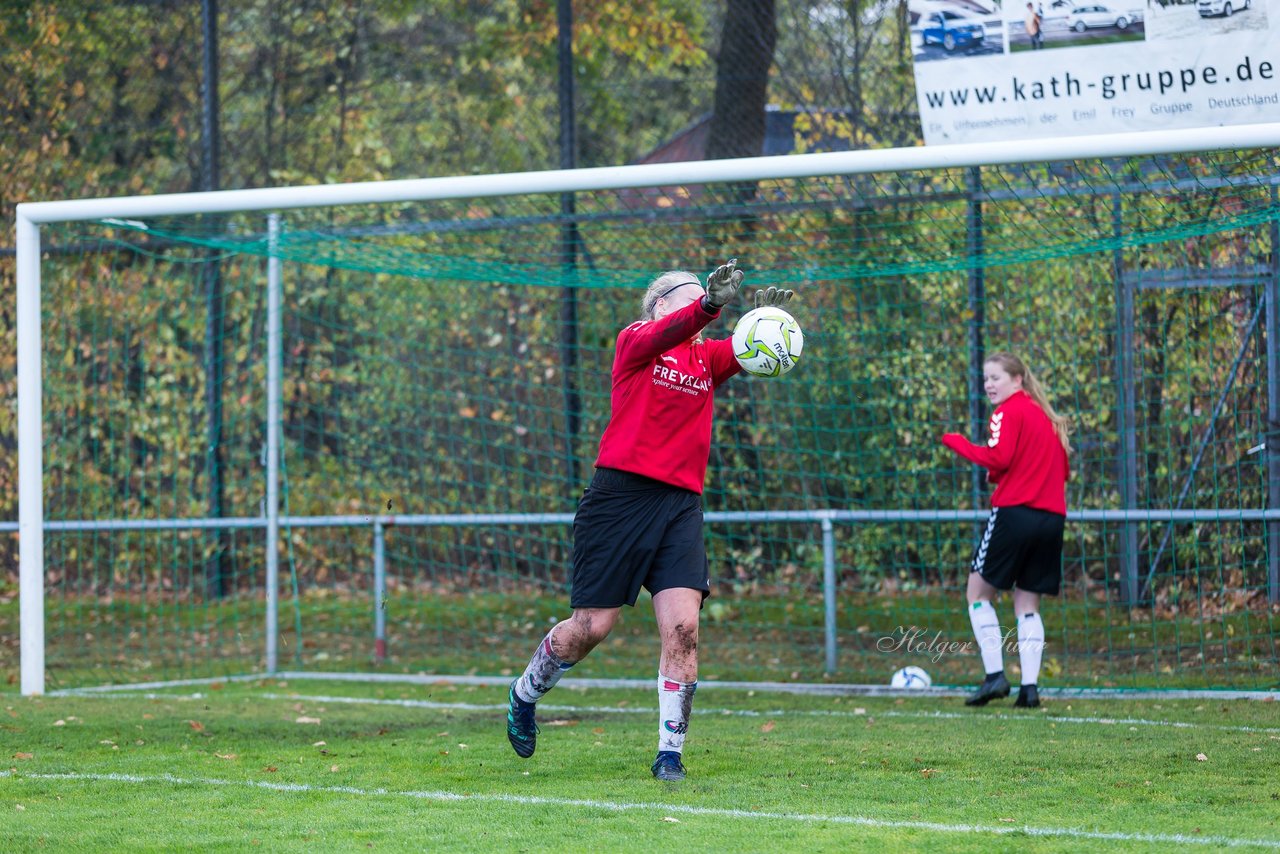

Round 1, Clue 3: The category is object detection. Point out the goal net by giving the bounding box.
[14,127,1280,694]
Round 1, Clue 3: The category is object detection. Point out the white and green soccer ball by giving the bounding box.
[890,666,932,689]
[731,306,804,377]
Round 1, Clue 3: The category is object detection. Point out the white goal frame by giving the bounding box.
[16,122,1280,696]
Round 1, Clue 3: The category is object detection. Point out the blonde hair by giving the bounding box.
[641,270,701,320]
[985,351,1072,454]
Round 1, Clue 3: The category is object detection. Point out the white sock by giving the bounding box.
[657,673,697,754]
[968,600,1005,676]
[514,627,573,704]
[1017,612,1045,686]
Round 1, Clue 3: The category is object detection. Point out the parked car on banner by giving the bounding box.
[920,9,987,50]
[1197,0,1250,16]
[1065,3,1143,30]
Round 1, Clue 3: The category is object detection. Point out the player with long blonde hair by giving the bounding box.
[941,352,1071,709]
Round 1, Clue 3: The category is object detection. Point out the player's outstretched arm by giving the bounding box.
[754,287,795,308]
[704,258,744,310]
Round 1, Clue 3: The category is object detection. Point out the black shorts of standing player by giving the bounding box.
[970,504,1065,595]
[570,467,711,609]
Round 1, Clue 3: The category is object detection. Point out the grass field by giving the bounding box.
[2,678,1278,852]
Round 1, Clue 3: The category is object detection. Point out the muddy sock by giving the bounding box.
[657,673,697,754]
[514,626,573,704]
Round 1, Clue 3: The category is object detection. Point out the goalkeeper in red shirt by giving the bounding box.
[505,259,795,781]
[941,352,1071,709]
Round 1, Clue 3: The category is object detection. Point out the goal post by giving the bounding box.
[16,122,1280,696]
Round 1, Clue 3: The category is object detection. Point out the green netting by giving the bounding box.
[24,148,1280,691]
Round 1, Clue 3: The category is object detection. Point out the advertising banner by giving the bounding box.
[911,0,1280,145]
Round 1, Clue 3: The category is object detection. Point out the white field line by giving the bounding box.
[77,690,1280,736]
[51,674,268,694]
[1,769,1276,849]
[50,671,1280,702]
[267,693,1280,735]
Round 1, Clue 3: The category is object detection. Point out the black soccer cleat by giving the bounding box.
[1014,684,1041,708]
[965,671,1011,706]
[651,750,687,782]
[506,680,539,758]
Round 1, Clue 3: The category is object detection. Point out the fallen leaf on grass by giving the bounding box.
[1195,753,1208,762]
[263,766,278,773]
[214,753,237,760]
[330,765,340,773]
[187,721,205,732]
[921,768,937,777]
[760,721,776,733]
[13,753,32,760]
[295,716,322,725]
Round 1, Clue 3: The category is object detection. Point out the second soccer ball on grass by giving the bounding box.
[890,666,932,689]
[732,306,804,377]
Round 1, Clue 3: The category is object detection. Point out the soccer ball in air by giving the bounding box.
[731,306,804,377]
[890,666,932,689]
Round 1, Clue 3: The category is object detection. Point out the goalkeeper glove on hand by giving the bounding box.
[754,287,795,308]
[703,258,744,310]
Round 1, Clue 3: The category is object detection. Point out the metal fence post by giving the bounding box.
[1268,188,1280,604]
[1113,193,1140,605]
[374,520,387,663]
[966,166,987,524]
[822,515,837,674]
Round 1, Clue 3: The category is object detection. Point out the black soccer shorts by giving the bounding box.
[970,504,1065,595]
[569,467,711,609]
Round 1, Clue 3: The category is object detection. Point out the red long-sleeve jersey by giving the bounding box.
[941,390,1069,515]
[593,298,742,493]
